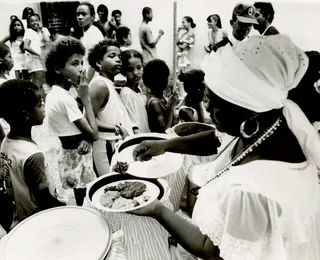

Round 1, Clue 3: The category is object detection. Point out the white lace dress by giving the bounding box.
[192,139,320,260]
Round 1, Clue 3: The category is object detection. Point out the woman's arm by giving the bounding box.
[134,201,220,260]
[23,39,40,56]
[133,129,220,161]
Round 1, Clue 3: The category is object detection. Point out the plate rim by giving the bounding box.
[2,206,112,260]
[90,179,160,213]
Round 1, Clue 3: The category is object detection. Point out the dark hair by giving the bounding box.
[9,18,25,43]
[116,26,131,45]
[78,2,95,16]
[22,7,34,20]
[121,49,143,74]
[183,16,196,29]
[0,79,41,125]
[88,39,120,71]
[180,69,205,94]
[142,7,152,19]
[142,59,170,90]
[10,15,18,21]
[288,51,320,123]
[97,4,108,16]
[112,9,122,17]
[207,14,222,29]
[45,36,85,86]
[254,2,275,23]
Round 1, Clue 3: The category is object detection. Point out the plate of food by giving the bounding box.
[111,134,183,178]
[87,173,165,213]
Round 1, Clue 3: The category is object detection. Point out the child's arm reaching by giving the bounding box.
[24,153,66,211]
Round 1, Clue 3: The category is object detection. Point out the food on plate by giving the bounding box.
[100,181,150,210]
[112,161,129,174]
[100,191,120,207]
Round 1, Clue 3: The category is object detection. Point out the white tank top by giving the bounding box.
[90,75,133,140]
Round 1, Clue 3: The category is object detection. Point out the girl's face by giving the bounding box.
[99,46,122,78]
[29,15,39,30]
[59,53,84,85]
[182,18,190,29]
[76,5,94,28]
[2,52,14,71]
[207,16,217,29]
[124,32,132,46]
[125,57,143,86]
[14,21,23,33]
[30,97,45,125]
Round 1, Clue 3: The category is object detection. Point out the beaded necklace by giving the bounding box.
[205,117,282,186]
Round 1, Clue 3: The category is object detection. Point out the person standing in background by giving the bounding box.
[93,4,109,37]
[105,10,123,40]
[21,7,34,29]
[253,2,279,36]
[139,7,164,64]
[204,14,228,53]
[76,2,104,83]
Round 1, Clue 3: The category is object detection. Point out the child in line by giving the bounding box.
[144,59,179,133]
[120,50,149,133]
[0,43,14,141]
[178,69,206,123]
[88,39,134,176]
[116,26,132,52]
[45,37,99,206]
[0,79,65,224]
[1,18,29,80]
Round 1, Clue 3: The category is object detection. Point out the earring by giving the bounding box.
[240,119,259,139]
[97,64,102,71]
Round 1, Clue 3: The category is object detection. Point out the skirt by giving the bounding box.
[58,149,96,189]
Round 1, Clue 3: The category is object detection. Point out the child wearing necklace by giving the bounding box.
[144,59,179,133]
[0,79,65,225]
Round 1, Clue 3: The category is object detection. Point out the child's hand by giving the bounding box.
[168,91,180,107]
[75,70,90,101]
[115,124,129,139]
[77,140,92,155]
[159,29,164,36]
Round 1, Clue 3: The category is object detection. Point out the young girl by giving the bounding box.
[1,18,28,80]
[0,43,14,140]
[0,79,65,224]
[204,14,227,53]
[23,13,51,94]
[178,70,206,123]
[143,59,179,133]
[45,37,99,206]
[177,16,196,73]
[88,40,134,176]
[120,49,149,133]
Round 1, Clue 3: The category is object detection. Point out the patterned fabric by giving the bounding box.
[58,149,96,189]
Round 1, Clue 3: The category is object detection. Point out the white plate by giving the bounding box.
[2,207,111,260]
[115,144,183,178]
[91,179,160,213]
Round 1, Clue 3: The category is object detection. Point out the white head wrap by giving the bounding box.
[202,34,320,168]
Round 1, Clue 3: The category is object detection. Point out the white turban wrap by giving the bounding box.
[202,34,320,168]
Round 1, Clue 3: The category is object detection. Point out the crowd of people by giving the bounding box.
[0,1,320,260]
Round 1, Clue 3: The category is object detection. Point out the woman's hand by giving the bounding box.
[131,199,162,217]
[77,140,92,155]
[132,140,166,161]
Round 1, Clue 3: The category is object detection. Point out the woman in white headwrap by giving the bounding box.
[130,34,320,260]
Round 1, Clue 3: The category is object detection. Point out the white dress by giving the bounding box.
[192,138,320,260]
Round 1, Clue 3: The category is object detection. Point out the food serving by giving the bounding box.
[112,161,129,174]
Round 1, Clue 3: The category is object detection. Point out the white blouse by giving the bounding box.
[192,139,320,260]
